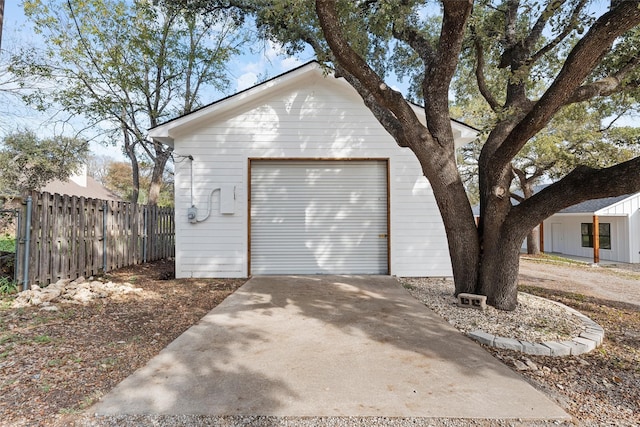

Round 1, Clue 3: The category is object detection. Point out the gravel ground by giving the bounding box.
[401,277,585,343]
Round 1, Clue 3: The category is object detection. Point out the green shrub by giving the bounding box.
[0,276,17,294]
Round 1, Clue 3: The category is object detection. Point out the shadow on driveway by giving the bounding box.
[92,275,568,420]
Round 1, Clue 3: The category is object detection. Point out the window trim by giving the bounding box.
[581,222,611,250]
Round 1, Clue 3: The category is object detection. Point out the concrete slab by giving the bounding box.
[92,275,568,420]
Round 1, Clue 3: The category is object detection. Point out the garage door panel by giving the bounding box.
[250,160,388,275]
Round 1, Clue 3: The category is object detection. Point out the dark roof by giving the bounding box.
[471,183,634,215]
[558,194,631,214]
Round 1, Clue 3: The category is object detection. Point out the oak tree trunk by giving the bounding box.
[479,228,523,310]
[527,226,540,255]
[147,143,173,206]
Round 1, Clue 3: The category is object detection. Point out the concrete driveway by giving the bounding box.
[92,275,568,420]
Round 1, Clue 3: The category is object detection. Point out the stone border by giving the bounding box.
[467,297,605,357]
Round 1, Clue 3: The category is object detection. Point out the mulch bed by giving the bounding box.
[0,259,245,426]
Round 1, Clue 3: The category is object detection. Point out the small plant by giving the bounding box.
[40,381,52,393]
[47,359,62,367]
[0,235,16,253]
[34,335,52,344]
[59,407,82,415]
[0,276,17,295]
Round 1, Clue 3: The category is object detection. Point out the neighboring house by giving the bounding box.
[474,186,640,264]
[149,61,477,279]
[542,193,640,264]
[40,165,121,201]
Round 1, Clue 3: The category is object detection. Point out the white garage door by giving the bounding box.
[250,160,388,274]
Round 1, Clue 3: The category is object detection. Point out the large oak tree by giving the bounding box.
[182,0,640,310]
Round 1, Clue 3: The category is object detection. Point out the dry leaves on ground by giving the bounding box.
[1,259,639,426]
[0,259,245,427]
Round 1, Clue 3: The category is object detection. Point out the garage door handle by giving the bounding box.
[379,234,388,238]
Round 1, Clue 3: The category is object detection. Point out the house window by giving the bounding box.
[581,223,611,250]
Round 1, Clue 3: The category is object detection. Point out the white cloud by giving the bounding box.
[236,72,258,91]
[280,56,303,70]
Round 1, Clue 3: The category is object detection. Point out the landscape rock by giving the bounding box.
[11,277,142,308]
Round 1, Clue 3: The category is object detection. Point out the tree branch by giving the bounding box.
[391,22,435,65]
[489,1,640,181]
[473,35,501,112]
[335,65,410,147]
[568,55,640,104]
[314,0,423,143]
[508,155,640,235]
[527,0,588,65]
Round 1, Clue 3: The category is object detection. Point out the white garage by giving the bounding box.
[148,61,477,278]
[250,159,388,274]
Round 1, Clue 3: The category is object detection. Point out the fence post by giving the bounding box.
[102,201,107,274]
[13,209,20,284]
[143,205,148,263]
[22,196,32,291]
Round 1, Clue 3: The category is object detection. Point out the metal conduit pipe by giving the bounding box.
[22,196,32,291]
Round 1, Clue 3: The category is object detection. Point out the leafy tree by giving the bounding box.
[11,0,249,204]
[103,160,174,207]
[177,0,640,310]
[0,129,88,196]
[451,10,640,255]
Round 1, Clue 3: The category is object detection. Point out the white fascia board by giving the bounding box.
[148,62,323,146]
[408,103,478,148]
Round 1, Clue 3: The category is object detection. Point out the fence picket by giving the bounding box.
[19,191,175,286]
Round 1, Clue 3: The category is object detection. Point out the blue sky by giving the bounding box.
[0,1,315,160]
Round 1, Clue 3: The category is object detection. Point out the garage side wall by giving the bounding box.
[171,73,452,278]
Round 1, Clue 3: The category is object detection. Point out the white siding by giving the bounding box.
[543,215,629,263]
[597,194,640,263]
[169,70,452,278]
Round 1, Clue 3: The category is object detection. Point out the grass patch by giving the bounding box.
[522,253,587,266]
[0,235,16,253]
[34,335,52,344]
[0,277,18,295]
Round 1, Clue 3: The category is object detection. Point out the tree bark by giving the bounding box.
[147,144,172,205]
[527,227,540,255]
[526,226,540,255]
[479,232,523,310]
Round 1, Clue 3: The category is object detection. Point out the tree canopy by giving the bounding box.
[11,0,250,204]
[0,129,88,197]
[179,0,640,310]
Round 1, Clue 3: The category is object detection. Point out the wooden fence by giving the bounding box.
[15,191,174,286]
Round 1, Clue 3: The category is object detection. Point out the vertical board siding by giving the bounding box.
[16,191,175,286]
[542,215,629,263]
